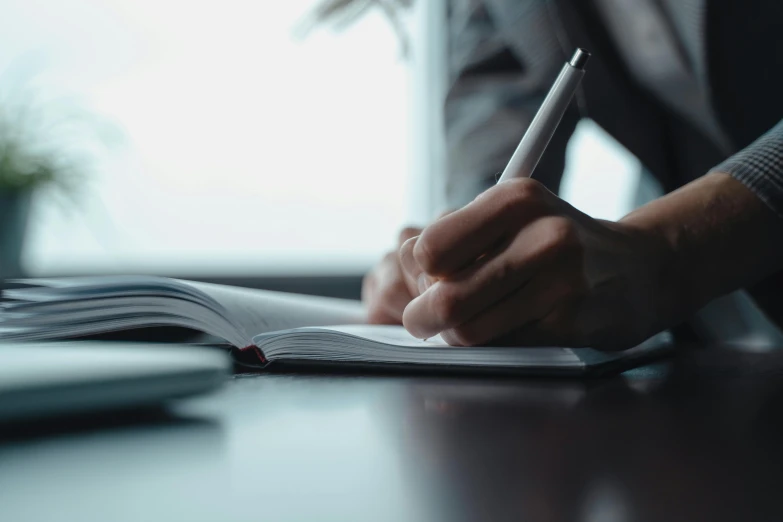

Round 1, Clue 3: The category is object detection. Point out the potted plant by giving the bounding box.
[0,86,120,278]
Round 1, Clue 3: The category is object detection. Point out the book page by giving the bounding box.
[3,277,367,348]
[312,325,671,365]
[315,324,451,347]
[255,325,586,367]
[188,281,367,342]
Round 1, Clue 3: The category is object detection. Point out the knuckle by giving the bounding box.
[507,178,545,203]
[485,255,518,289]
[492,178,546,216]
[539,216,580,256]
[496,256,517,282]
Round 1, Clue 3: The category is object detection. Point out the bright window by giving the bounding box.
[1,0,412,276]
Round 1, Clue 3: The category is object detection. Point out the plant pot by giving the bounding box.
[0,189,32,279]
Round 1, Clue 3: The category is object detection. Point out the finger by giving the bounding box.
[399,205,503,297]
[361,271,377,305]
[363,272,402,324]
[398,226,423,247]
[439,267,582,346]
[366,253,414,324]
[403,216,577,339]
[397,214,453,294]
[414,179,553,277]
[367,299,402,324]
[399,236,434,296]
[397,227,425,297]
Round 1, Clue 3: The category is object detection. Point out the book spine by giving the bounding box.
[238,344,268,365]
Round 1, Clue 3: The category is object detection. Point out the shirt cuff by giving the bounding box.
[710,119,783,220]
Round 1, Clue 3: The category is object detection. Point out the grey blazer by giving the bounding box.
[443,0,783,327]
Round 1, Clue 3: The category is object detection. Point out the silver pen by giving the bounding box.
[497,48,590,182]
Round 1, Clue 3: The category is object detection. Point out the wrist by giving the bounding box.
[616,212,694,331]
[618,171,783,328]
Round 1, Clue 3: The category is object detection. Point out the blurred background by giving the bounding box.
[0,0,644,295]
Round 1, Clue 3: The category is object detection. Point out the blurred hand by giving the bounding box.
[362,227,423,324]
[398,178,677,350]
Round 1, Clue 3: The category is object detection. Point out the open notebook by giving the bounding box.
[0,276,673,376]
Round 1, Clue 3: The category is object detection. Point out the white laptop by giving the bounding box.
[0,342,231,422]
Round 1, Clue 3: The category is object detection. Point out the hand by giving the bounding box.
[362,227,423,324]
[398,178,677,350]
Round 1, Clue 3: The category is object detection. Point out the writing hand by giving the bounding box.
[399,178,675,350]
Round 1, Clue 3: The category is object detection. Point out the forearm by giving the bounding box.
[621,172,783,323]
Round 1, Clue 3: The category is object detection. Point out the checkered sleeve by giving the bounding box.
[711,119,783,219]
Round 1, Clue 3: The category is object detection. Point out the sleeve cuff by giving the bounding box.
[710,119,783,220]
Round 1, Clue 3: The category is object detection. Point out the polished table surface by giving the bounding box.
[3,346,783,521]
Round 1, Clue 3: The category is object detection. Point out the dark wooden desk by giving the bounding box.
[2,346,783,521]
